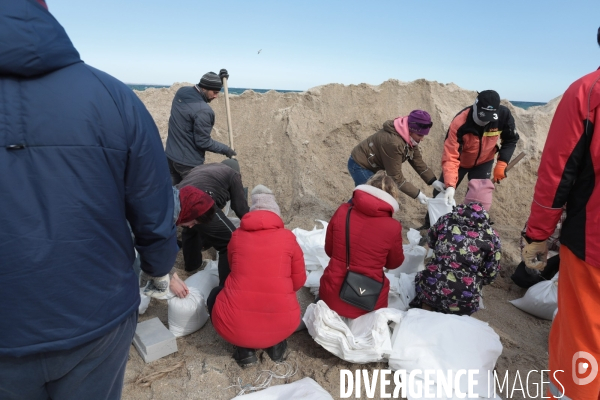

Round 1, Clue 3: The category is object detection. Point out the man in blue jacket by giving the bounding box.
[165,70,237,184]
[0,1,178,398]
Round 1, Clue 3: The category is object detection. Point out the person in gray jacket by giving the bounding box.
[165,69,237,184]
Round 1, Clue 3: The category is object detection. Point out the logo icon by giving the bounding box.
[359,288,366,295]
[572,351,599,385]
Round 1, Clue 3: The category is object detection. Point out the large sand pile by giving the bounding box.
[124,79,560,399]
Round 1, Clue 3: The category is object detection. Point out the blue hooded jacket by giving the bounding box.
[0,0,178,356]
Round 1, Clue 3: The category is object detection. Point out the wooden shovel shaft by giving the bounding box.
[221,77,234,151]
[505,151,526,173]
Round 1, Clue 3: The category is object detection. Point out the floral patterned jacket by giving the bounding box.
[411,202,502,315]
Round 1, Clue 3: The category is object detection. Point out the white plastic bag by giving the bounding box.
[305,269,324,288]
[292,220,330,270]
[394,229,427,275]
[428,192,455,226]
[389,308,502,398]
[233,377,334,400]
[510,273,558,320]
[167,287,208,337]
[386,272,417,311]
[185,260,220,304]
[138,289,151,315]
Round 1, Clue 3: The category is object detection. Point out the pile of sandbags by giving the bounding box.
[303,300,404,363]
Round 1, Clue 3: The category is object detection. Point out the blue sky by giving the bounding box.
[48,0,599,102]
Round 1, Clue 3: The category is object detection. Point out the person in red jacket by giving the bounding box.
[319,171,405,319]
[522,28,600,400]
[209,185,306,367]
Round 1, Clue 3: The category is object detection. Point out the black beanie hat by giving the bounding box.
[199,72,222,91]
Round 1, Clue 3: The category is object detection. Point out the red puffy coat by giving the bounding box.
[319,185,405,318]
[211,210,306,349]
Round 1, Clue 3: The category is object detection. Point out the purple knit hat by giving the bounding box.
[407,110,432,136]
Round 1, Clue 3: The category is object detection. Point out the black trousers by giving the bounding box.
[433,158,494,198]
[182,208,236,286]
[167,158,195,186]
[207,285,224,316]
[511,254,561,288]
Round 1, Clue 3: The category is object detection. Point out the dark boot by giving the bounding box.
[265,339,287,362]
[232,347,257,367]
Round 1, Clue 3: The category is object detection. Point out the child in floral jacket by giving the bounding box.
[410,179,501,315]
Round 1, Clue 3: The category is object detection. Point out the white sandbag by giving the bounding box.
[234,377,334,400]
[303,300,405,363]
[138,289,151,315]
[388,308,502,398]
[393,229,426,275]
[167,287,208,337]
[185,260,220,304]
[386,272,416,311]
[292,220,330,270]
[428,192,456,226]
[305,269,324,288]
[510,273,558,320]
[406,380,504,400]
[553,307,558,321]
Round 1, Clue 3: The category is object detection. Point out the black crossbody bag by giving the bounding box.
[339,206,384,312]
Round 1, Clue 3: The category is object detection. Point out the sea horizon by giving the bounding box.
[127,84,547,110]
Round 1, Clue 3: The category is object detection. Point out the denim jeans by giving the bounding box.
[347,156,374,186]
[0,311,137,400]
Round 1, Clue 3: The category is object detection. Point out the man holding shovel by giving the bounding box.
[165,69,237,185]
[419,90,520,229]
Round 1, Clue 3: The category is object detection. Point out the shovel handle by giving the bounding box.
[221,76,234,152]
[505,151,526,173]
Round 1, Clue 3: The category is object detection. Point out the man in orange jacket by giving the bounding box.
[522,27,600,399]
[439,90,520,205]
[419,90,520,229]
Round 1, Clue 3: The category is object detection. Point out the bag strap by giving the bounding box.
[346,206,352,271]
[345,205,384,284]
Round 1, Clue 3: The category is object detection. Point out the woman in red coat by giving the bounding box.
[209,185,306,367]
[319,171,405,318]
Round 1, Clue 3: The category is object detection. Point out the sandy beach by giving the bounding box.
[123,79,559,400]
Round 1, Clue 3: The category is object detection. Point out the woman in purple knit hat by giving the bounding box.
[348,110,445,204]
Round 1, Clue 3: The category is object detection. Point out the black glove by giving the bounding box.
[224,147,237,158]
[219,69,229,80]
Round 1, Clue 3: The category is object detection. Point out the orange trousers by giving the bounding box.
[549,245,600,399]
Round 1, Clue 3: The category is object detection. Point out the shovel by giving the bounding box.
[220,68,236,157]
[219,69,248,204]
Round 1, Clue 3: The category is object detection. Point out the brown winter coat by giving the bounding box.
[350,120,436,198]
